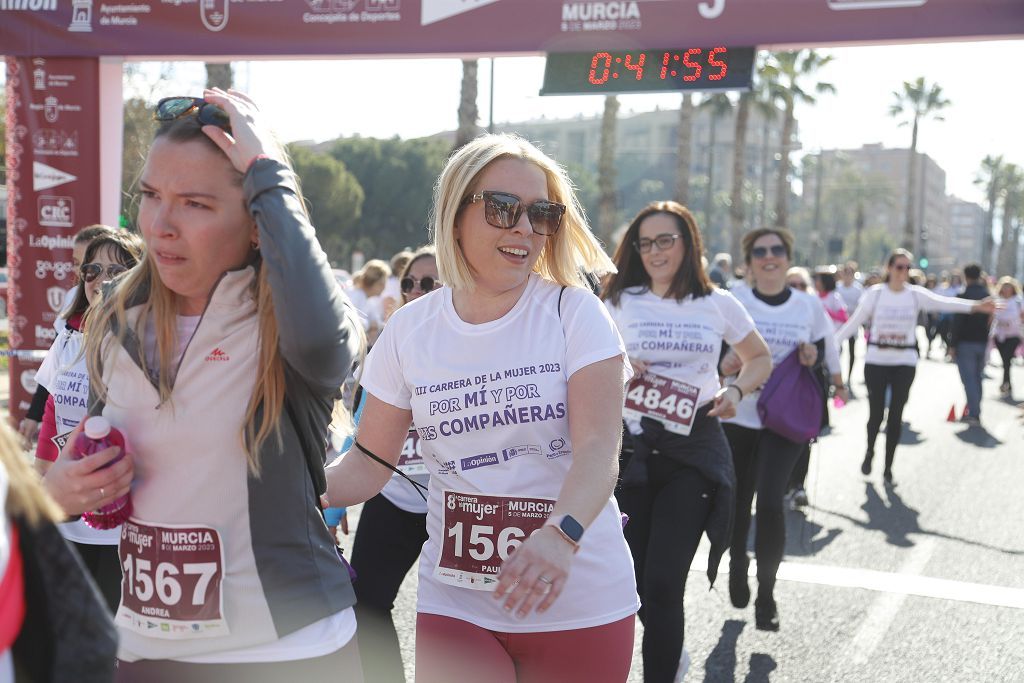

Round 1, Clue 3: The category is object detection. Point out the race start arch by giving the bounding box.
[3,0,1024,418]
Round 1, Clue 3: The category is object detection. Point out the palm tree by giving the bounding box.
[454,59,481,150]
[698,93,733,237]
[754,69,784,228]
[764,50,835,229]
[674,94,694,205]
[889,77,950,252]
[996,164,1023,278]
[975,155,1004,272]
[597,95,620,243]
[205,62,232,90]
[729,90,752,261]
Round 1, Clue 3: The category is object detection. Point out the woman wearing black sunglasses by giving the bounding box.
[602,202,771,682]
[69,90,364,680]
[835,248,994,483]
[719,227,845,633]
[348,246,439,683]
[34,230,143,612]
[326,134,639,682]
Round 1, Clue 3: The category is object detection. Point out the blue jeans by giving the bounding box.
[956,341,988,419]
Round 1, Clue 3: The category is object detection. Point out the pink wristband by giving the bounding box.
[246,154,270,173]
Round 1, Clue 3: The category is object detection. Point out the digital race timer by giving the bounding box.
[540,47,756,95]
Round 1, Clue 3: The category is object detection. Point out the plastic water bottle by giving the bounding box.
[75,416,132,530]
[833,395,846,409]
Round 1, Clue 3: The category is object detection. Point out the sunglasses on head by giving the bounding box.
[462,191,566,236]
[751,244,788,259]
[81,262,128,284]
[154,96,231,132]
[401,276,439,294]
[633,233,681,254]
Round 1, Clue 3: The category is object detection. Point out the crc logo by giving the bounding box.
[47,286,68,313]
[35,259,75,280]
[38,195,74,227]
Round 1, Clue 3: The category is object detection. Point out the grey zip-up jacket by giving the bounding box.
[92,157,361,661]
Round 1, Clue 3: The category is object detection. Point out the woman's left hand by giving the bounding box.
[493,526,575,618]
[798,342,818,367]
[200,88,282,173]
[708,385,741,419]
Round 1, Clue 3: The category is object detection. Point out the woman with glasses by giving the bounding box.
[348,246,439,683]
[33,229,143,612]
[836,249,994,483]
[326,134,638,682]
[719,228,845,633]
[602,202,770,682]
[52,90,364,679]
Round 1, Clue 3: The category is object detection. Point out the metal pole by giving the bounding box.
[488,58,495,134]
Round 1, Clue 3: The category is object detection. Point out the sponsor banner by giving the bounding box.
[0,1,1021,57]
[5,56,101,421]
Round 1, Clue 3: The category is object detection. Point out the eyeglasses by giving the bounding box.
[751,244,788,259]
[891,263,910,272]
[154,96,231,132]
[401,276,440,294]
[81,263,129,284]
[462,191,566,236]
[788,281,807,290]
[633,233,681,254]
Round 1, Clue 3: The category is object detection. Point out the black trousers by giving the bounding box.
[847,336,857,385]
[863,363,916,472]
[71,541,122,614]
[615,417,723,683]
[350,493,428,683]
[724,424,803,601]
[996,337,1020,387]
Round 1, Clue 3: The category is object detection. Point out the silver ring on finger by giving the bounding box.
[538,575,553,585]
[99,486,106,499]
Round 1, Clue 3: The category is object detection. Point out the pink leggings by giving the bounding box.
[415,612,635,683]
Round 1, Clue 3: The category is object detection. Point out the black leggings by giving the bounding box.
[847,336,857,385]
[724,424,803,602]
[71,541,121,614]
[863,363,916,472]
[996,337,1020,387]
[350,493,428,683]
[615,431,720,682]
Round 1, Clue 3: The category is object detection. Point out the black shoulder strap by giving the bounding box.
[558,285,567,320]
[353,440,428,501]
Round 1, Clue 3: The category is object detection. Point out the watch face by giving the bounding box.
[560,515,585,543]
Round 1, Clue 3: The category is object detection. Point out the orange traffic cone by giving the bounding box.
[947,405,957,422]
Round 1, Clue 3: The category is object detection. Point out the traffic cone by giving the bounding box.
[947,405,957,422]
[962,405,969,419]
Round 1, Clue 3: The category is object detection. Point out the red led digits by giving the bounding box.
[708,46,728,81]
[660,52,670,79]
[682,48,702,82]
[623,53,645,80]
[589,52,613,85]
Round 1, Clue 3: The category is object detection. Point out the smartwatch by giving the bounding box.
[545,514,584,550]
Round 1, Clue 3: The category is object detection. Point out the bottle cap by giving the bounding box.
[84,416,112,440]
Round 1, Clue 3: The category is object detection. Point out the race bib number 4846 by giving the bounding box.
[624,371,700,436]
[435,491,554,591]
[116,520,228,639]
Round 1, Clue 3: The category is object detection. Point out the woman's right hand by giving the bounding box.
[200,88,282,174]
[42,422,134,517]
[18,417,40,444]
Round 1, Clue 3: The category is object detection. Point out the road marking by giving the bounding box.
[694,545,1024,610]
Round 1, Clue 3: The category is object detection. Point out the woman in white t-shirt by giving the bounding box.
[719,228,846,633]
[602,202,771,682]
[326,134,639,682]
[992,277,1023,397]
[33,230,143,612]
[835,249,993,482]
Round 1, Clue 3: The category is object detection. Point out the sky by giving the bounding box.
[7,39,1024,205]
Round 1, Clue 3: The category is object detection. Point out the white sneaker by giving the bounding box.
[674,647,691,683]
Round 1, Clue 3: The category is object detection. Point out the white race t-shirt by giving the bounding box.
[604,287,755,434]
[993,296,1023,341]
[835,281,863,313]
[836,284,974,367]
[724,287,834,430]
[35,324,120,546]
[361,275,639,633]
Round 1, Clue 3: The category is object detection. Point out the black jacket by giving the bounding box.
[951,282,989,345]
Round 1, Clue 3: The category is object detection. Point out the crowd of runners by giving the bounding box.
[1,90,1021,682]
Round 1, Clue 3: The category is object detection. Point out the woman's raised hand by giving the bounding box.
[200,88,283,174]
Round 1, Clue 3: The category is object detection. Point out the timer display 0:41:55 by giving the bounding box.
[589,47,729,85]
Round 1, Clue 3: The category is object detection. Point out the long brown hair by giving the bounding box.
[602,201,712,306]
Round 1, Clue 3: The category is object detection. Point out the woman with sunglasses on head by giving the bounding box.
[326,134,638,683]
[835,249,995,484]
[50,90,365,680]
[718,228,845,633]
[602,202,770,682]
[33,229,143,612]
[348,246,440,683]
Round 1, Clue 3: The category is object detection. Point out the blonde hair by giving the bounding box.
[1,422,63,527]
[86,117,286,474]
[352,259,391,292]
[431,134,614,291]
[786,266,813,290]
[997,276,1021,296]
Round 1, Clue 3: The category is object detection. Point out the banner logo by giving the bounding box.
[33,162,77,191]
[421,0,498,25]
[201,0,229,31]
[47,287,68,313]
[68,0,92,31]
[38,195,75,227]
[0,0,57,10]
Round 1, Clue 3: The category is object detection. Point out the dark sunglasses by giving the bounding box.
[751,244,788,259]
[81,262,128,284]
[154,96,231,132]
[401,276,440,294]
[633,233,680,254]
[788,281,807,290]
[462,191,566,236]
[891,264,911,272]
